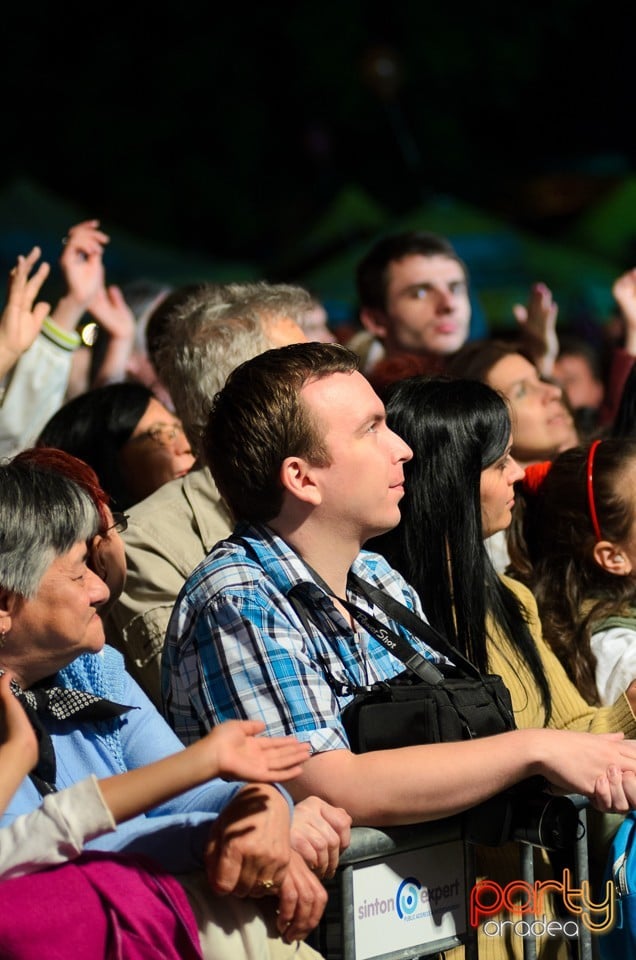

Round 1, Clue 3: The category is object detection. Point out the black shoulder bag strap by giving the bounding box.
[291,555,484,684]
[348,571,486,679]
[234,534,478,683]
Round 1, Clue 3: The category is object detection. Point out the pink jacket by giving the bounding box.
[0,850,203,960]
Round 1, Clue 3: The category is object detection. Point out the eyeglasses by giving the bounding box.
[132,421,186,448]
[107,513,129,535]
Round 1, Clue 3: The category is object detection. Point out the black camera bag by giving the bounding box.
[292,570,578,851]
[341,663,516,753]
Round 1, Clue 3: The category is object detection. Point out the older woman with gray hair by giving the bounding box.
[0,452,340,960]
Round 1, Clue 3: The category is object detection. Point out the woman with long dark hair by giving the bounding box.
[369,375,636,734]
[368,374,636,958]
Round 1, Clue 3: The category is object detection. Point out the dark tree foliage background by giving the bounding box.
[2,1,635,273]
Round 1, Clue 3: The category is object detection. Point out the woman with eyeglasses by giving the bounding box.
[447,339,579,466]
[37,381,195,509]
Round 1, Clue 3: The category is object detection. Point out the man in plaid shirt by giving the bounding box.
[163,342,636,824]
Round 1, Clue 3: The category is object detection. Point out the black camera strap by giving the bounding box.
[234,534,481,684]
[348,572,485,680]
[293,555,485,684]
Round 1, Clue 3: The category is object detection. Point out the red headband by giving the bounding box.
[521,461,552,495]
[586,439,603,542]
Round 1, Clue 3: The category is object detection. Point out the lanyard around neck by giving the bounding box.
[291,559,484,685]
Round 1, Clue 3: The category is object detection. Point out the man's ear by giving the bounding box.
[593,541,633,576]
[359,307,389,340]
[279,456,322,507]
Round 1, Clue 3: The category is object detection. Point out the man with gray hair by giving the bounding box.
[106,282,311,705]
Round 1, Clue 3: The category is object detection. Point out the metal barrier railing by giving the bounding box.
[315,816,477,960]
[315,794,594,960]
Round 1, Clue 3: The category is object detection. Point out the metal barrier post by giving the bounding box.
[515,794,592,960]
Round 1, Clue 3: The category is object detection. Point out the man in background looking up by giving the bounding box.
[349,229,558,387]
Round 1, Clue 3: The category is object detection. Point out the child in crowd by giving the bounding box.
[0,670,308,879]
[508,439,636,708]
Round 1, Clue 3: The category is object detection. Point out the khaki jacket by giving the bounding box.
[106,466,233,707]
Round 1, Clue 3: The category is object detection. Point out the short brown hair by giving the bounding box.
[446,338,533,383]
[356,230,468,312]
[204,342,359,522]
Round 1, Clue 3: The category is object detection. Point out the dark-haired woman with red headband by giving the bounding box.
[508,438,636,709]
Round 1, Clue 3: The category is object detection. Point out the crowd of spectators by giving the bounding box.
[3,218,636,959]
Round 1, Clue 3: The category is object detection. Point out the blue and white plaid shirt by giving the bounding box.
[162,522,444,753]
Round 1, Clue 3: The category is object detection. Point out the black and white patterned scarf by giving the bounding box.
[2,671,134,796]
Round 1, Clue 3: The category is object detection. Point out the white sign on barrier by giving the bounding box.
[351,841,466,960]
